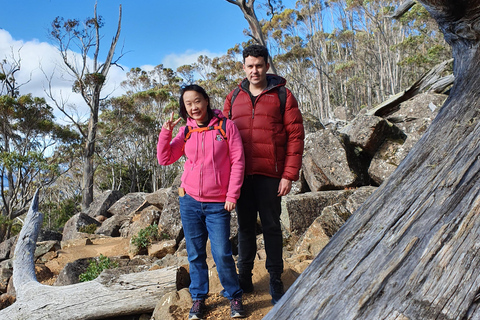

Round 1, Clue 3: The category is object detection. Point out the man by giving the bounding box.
[223,44,304,305]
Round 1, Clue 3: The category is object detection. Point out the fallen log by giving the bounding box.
[1,190,177,320]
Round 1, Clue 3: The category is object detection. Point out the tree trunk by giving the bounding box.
[3,190,177,320]
[264,1,480,319]
[226,0,278,74]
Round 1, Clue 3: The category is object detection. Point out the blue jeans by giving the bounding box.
[179,194,242,300]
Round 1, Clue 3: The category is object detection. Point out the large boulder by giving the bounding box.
[62,213,101,242]
[341,114,405,157]
[0,236,17,261]
[96,192,148,237]
[123,205,162,238]
[85,190,123,218]
[302,130,369,191]
[158,175,184,244]
[106,192,148,216]
[369,92,445,184]
[285,190,355,235]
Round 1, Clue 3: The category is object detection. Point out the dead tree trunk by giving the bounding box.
[265,1,480,319]
[2,190,177,320]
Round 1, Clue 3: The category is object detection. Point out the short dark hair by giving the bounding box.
[178,84,214,121]
[243,44,269,64]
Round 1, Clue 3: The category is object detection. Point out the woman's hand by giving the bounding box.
[225,201,236,212]
[163,111,182,131]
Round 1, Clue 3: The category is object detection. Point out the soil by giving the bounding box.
[43,237,298,320]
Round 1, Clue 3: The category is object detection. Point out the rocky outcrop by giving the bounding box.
[0,91,447,318]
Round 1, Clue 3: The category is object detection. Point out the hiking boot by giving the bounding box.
[189,299,206,320]
[238,272,254,293]
[230,297,246,318]
[269,273,284,305]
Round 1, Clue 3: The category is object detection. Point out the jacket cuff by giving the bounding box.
[226,196,237,204]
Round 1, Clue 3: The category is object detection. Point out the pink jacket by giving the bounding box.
[157,111,245,203]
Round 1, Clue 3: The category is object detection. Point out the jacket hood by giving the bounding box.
[240,74,286,92]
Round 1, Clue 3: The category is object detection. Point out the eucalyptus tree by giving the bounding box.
[48,3,122,210]
[0,53,79,241]
[97,65,180,194]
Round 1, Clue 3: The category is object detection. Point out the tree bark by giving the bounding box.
[3,190,177,319]
[225,0,278,74]
[264,1,480,319]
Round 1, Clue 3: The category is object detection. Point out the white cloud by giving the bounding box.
[161,49,223,70]
[0,29,127,123]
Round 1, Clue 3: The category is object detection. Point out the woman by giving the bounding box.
[157,84,245,319]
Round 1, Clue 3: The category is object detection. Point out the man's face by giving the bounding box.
[243,56,269,87]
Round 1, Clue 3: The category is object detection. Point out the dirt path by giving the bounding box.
[44,236,296,319]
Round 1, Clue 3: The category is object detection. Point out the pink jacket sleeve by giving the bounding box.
[157,127,185,166]
[225,119,245,203]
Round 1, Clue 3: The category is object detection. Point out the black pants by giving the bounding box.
[236,175,283,275]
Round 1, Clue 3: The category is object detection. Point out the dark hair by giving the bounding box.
[243,44,269,64]
[178,84,214,122]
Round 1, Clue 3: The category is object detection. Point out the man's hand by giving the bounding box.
[163,111,181,131]
[277,178,292,196]
[225,201,236,212]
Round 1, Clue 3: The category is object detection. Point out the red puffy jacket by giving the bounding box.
[223,74,304,181]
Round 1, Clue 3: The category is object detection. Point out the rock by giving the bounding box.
[0,236,17,261]
[285,190,355,235]
[35,264,54,283]
[53,258,91,286]
[145,188,169,211]
[62,213,101,242]
[152,254,189,270]
[148,240,177,259]
[151,288,192,320]
[0,267,12,293]
[37,229,63,242]
[107,192,148,216]
[294,216,330,257]
[341,114,406,157]
[158,175,184,244]
[0,293,15,310]
[96,211,133,237]
[302,130,367,191]
[345,186,378,214]
[34,240,61,261]
[85,190,123,218]
[369,93,445,185]
[124,205,161,238]
[314,203,349,237]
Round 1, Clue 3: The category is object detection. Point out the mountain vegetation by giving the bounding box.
[0,0,452,241]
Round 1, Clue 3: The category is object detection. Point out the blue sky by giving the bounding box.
[2,0,251,68]
[0,0,296,119]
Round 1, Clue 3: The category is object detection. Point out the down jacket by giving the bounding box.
[157,110,245,203]
[223,74,304,181]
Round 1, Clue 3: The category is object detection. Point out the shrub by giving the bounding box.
[131,223,161,250]
[79,254,119,282]
[79,223,98,234]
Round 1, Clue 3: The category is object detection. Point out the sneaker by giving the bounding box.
[189,299,206,320]
[238,272,254,293]
[230,297,246,318]
[269,274,284,305]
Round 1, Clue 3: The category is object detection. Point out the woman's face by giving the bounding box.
[183,90,209,125]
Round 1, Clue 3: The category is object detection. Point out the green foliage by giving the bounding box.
[42,197,81,231]
[79,254,119,282]
[79,223,98,234]
[131,224,161,250]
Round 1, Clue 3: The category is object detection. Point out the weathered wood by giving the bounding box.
[264,1,480,319]
[2,189,177,320]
